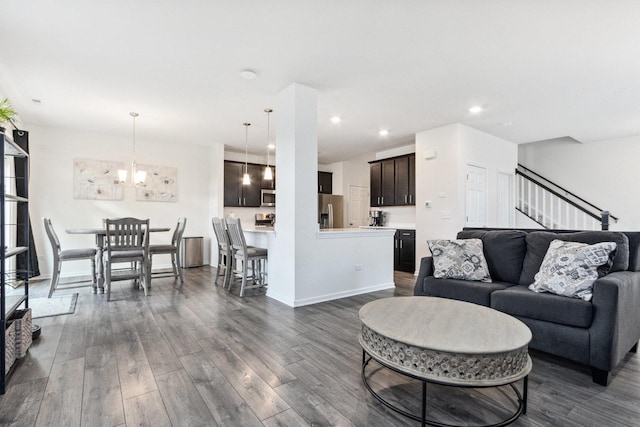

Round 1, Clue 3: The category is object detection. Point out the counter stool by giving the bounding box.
[212,217,232,288]
[225,217,268,297]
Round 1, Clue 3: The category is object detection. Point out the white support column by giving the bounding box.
[267,83,319,305]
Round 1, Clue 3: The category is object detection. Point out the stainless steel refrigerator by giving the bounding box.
[318,194,344,229]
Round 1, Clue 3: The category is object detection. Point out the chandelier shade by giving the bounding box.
[118,112,146,186]
[264,108,273,180]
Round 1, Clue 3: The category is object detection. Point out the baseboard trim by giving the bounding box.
[288,282,395,307]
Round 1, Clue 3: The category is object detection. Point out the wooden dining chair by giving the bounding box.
[212,217,232,288]
[43,218,97,297]
[104,217,149,301]
[149,217,187,284]
[225,217,268,296]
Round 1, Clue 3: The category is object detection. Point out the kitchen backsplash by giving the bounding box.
[378,205,416,227]
[223,207,275,228]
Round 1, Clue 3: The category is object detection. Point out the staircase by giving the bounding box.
[516,164,617,230]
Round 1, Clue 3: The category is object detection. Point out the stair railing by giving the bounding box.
[516,164,617,230]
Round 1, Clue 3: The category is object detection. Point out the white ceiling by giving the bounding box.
[2,1,640,164]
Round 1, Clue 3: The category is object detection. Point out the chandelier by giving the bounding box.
[264,108,273,180]
[242,122,251,185]
[118,112,146,186]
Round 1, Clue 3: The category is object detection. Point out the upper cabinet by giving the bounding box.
[394,154,415,206]
[318,171,332,194]
[370,154,415,207]
[224,161,272,207]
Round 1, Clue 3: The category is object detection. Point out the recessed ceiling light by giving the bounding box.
[32,99,41,104]
[267,143,275,150]
[330,116,341,124]
[469,105,483,114]
[379,129,389,136]
[240,69,257,80]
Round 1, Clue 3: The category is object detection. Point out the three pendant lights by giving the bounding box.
[242,108,274,186]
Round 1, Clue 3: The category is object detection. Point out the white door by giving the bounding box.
[348,185,369,228]
[497,171,515,227]
[466,164,487,227]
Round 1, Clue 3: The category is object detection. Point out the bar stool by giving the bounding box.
[225,217,268,296]
[211,217,232,288]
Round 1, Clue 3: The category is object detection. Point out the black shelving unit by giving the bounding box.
[1,131,30,394]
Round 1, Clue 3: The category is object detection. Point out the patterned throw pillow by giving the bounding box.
[428,239,492,282]
[528,239,617,301]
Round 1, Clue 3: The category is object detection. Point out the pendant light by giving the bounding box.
[242,122,251,185]
[263,108,273,180]
[118,112,146,186]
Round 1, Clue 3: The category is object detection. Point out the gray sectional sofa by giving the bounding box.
[414,228,640,385]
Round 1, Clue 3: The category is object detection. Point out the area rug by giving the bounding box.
[29,293,78,319]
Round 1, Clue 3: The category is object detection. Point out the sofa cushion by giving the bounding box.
[457,230,527,284]
[422,277,510,306]
[625,232,640,272]
[529,240,617,301]
[519,231,629,286]
[428,239,491,282]
[491,285,594,328]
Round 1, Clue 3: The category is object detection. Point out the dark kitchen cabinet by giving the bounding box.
[370,159,395,206]
[370,154,415,207]
[394,229,416,273]
[394,155,415,205]
[224,161,262,207]
[318,171,332,194]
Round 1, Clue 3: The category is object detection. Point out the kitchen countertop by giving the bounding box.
[243,226,275,233]
[318,227,396,239]
[359,225,416,230]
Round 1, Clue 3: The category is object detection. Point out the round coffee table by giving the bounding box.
[359,296,532,427]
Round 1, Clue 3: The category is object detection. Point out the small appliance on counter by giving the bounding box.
[369,210,385,227]
[255,212,275,227]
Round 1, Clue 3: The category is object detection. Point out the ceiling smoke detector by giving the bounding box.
[240,69,257,80]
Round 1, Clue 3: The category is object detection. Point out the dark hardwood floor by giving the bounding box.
[0,268,639,426]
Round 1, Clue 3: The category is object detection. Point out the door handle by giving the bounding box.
[243,197,246,205]
[395,240,398,249]
[238,197,241,205]
[377,196,380,205]
[320,185,322,192]
[404,194,407,204]
[381,196,384,205]
[409,194,412,204]
[400,240,403,249]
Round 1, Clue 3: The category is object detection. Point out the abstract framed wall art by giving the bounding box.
[135,164,177,202]
[73,158,124,200]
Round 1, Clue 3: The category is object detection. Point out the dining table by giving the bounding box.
[66,227,171,293]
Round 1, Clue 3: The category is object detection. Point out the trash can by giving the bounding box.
[182,236,203,268]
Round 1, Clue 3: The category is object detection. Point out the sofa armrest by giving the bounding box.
[414,257,434,295]
[590,271,640,371]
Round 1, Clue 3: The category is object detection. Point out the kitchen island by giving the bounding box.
[243,225,396,307]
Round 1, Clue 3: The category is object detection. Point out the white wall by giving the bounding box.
[28,124,215,278]
[518,135,640,231]
[321,152,372,226]
[415,123,517,264]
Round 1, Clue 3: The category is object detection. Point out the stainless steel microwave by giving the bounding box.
[261,189,275,207]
